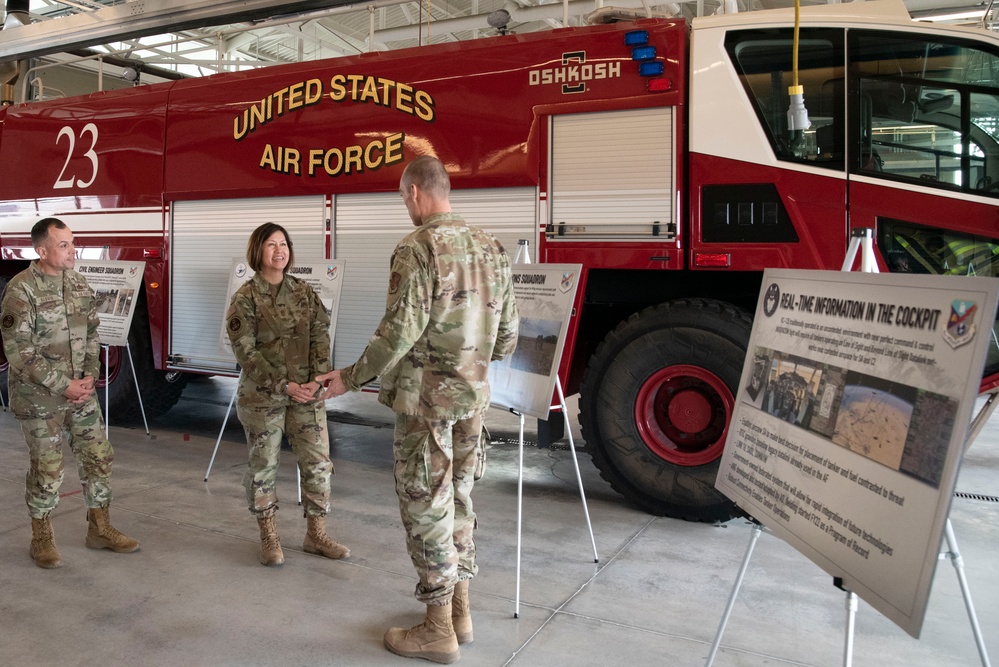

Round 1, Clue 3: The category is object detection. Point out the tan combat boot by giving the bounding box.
[30,516,63,569]
[452,580,473,644]
[86,505,140,553]
[303,515,350,560]
[383,601,461,664]
[257,513,284,566]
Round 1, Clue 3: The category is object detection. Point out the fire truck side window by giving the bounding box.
[850,32,999,197]
[726,28,845,168]
[879,219,999,376]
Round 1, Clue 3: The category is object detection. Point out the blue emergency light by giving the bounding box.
[631,45,657,61]
[639,61,665,76]
[624,30,649,46]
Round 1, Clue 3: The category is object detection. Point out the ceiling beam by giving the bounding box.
[0,0,360,63]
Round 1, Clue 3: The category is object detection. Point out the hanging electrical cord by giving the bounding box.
[424,0,431,45]
[787,0,811,154]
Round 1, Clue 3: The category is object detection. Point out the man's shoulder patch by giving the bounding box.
[388,271,403,295]
[1,313,16,331]
[227,315,243,335]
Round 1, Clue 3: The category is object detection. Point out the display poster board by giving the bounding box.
[75,260,146,347]
[219,259,346,358]
[489,264,582,419]
[716,268,999,637]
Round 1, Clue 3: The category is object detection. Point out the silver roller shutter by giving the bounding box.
[169,196,327,373]
[333,187,536,370]
[549,107,674,239]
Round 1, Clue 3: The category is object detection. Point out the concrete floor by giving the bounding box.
[0,376,996,667]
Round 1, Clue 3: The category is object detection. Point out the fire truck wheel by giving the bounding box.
[580,299,752,522]
[98,297,189,420]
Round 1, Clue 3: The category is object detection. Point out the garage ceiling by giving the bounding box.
[2,0,996,92]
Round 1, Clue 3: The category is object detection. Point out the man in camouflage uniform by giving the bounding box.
[1,217,139,569]
[319,156,519,664]
[226,222,349,566]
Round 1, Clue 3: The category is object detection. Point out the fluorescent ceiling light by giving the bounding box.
[916,9,986,21]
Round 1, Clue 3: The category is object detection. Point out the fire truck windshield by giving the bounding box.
[726,27,999,196]
[879,219,999,377]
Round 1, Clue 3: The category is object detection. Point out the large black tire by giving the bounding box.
[97,297,189,421]
[579,299,752,522]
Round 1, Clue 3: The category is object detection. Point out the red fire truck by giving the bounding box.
[1,0,997,521]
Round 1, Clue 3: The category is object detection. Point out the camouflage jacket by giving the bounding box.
[342,212,519,419]
[226,272,331,406]
[1,261,101,418]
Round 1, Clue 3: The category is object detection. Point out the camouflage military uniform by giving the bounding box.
[226,272,333,518]
[341,212,519,604]
[1,261,113,520]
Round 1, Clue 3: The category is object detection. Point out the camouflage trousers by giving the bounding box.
[19,397,113,520]
[237,399,333,518]
[394,410,483,605]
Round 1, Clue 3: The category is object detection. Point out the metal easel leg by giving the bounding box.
[943,519,992,667]
[554,377,598,563]
[124,343,149,435]
[204,376,240,482]
[514,409,525,618]
[705,522,763,667]
[843,590,858,667]
[103,344,110,432]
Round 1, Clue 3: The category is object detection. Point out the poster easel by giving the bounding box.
[75,260,148,435]
[203,371,303,504]
[498,241,598,618]
[705,229,993,667]
[101,342,149,435]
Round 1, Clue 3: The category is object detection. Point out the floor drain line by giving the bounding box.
[954,491,999,503]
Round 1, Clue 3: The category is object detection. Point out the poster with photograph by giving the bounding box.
[716,268,998,637]
[218,259,346,359]
[489,264,582,419]
[75,260,146,347]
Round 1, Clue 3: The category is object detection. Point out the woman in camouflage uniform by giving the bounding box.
[225,222,349,566]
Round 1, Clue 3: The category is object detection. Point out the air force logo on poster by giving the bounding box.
[944,299,976,348]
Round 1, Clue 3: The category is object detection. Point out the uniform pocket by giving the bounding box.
[473,424,488,481]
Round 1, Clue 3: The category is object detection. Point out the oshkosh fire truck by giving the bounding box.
[1,0,997,521]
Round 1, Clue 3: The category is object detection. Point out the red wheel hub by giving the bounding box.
[634,364,733,466]
[96,346,122,388]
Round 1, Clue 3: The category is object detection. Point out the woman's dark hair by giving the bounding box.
[246,222,294,273]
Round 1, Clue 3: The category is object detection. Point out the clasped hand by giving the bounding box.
[285,381,322,403]
[63,376,95,404]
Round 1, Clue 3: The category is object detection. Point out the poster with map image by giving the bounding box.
[718,268,998,638]
[746,348,957,488]
[489,264,582,419]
